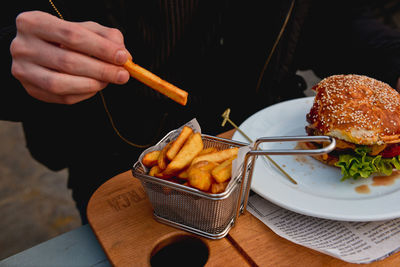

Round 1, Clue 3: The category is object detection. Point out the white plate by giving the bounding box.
[233,97,400,221]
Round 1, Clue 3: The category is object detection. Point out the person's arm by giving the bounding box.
[9,11,131,105]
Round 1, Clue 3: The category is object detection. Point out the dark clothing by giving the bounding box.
[1,0,400,223]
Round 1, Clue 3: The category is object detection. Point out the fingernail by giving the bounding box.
[117,70,129,83]
[127,51,133,60]
[115,50,127,65]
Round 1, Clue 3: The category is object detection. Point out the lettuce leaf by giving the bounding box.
[335,146,400,181]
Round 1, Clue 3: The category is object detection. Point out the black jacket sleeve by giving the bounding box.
[0,3,62,122]
[0,24,35,122]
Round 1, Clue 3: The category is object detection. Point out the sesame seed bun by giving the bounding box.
[306,74,400,145]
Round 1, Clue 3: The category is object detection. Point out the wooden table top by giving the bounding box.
[87,129,400,266]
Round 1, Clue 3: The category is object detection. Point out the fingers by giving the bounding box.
[78,21,133,60]
[22,80,98,104]
[79,21,133,60]
[16,11,130,65]
[78,21,124,44]
[12,60,107,104]
[11,11,133,104]
[13,35,129,84]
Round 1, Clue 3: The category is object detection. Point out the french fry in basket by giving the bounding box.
[158,141,173,170]
[191,147,238,166]
[142,125,238,194]
[166,126,193,161]
[149,165,162,176]
[187,164,213,191]
[176,169,189,180]
[198,147,218,156]
[189,160,218,172]
[210,181,229,194]
[211,156,236,183]
[187,161,218,191]
[161,132,204,177]
[142,150,161,167]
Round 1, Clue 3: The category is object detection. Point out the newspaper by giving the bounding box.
[247,194,400,264]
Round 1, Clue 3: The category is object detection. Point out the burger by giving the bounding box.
[303,74,400,180]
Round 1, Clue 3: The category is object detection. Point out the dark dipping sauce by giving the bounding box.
[354,171,400,194]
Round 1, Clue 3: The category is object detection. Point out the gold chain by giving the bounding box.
[47,0,154,148]
[99,92,155,148]
[48,0,63,19]
[255,0,295,93]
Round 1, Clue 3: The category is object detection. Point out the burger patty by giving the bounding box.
[305,126,400,158]
[299,141,340,166]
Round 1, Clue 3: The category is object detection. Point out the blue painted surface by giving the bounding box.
[0,225,110,267]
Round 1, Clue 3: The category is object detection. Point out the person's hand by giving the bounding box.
[10,11,131,104]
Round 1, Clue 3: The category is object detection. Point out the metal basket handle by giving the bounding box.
[234,135,336,225]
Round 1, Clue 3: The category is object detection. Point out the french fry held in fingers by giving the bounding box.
[124,59,188,106]
[166,126,193,161]
[191,147,238,166]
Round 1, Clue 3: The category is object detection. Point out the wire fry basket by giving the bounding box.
[132,130,335,239]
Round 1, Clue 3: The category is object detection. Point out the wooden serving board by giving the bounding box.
[87,130,400,267]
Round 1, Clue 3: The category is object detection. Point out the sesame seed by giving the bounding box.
[307,74,400,144]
